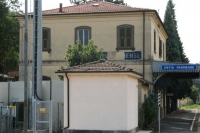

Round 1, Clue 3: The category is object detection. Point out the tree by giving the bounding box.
[65,40,103,67]
[70,0,125,5]
[190,85,199,104]
[0,0,21,76]
[164,0,192,101]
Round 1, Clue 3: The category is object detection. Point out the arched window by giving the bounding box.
[42,27,51,53]
[117,24,134,50]
[75,26,91,45]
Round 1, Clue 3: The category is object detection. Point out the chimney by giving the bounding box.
[59,3,62,12]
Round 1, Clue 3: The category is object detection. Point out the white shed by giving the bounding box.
[56,59,142,133]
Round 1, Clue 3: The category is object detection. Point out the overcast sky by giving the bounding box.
[19,0,200,63]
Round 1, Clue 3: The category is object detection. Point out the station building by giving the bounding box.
[16,1,200,129]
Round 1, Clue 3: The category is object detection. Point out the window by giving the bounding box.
[75,26,91,45]
[117,25,134,50]
[163,42,165,60]
[159,37,162,58]
[42,27,51,53]
[154,30,156,53]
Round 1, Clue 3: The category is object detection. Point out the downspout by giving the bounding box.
[50,80,52,100]
[143,12,145,79]
[8,82,10,104]
[63,73,70,130]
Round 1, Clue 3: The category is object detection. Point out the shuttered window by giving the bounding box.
[42,27,51,53]
[117,25,134,50]
[159,37,162,58]
[154,30,156,53]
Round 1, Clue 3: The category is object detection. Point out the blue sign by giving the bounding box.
[102,52,107,60]
[161,65,197,71]
[124,51,142,60]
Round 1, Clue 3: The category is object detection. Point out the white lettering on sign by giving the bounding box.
[176,66,194,69]
[161,65,197,71]
[125,52,141,60]
[164,66,174,69]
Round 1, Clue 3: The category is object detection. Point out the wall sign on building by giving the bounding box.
[124,51,142,60]
[161,64,197,71]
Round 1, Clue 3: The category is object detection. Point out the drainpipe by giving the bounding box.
[62,73,70,131]
[143,12,145,79]
[8,82,10,104]
[50,80,52,100]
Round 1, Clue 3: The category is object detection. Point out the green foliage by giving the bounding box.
[181,104,199,109]
[180,97,194,106]
[142,95,158,125]
[190,85,199,104]
[167,79,192,99]
[0,0,20,74]
[164,0,192,99]
[65,40,103,67]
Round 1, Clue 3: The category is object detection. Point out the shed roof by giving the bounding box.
[56,59,142,76]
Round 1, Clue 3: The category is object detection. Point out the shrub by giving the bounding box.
[142,95,158,125]
[190,85,199,104]
[180,97,194,107]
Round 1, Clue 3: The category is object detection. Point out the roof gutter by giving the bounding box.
[55,71,143,78]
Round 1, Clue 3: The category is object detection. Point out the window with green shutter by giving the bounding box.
[117,25,134,51]
[159,37,162,58]
[154,30,156,54]
[42,27,51,53]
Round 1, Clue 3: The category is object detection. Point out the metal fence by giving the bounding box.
[0,105,16,133]
[34,100,52,133]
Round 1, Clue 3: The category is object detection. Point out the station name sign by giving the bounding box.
[124,51,142,60]
[161,64,197,71]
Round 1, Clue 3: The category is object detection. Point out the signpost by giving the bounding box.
[158,90,161,133]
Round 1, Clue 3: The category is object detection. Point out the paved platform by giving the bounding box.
[154,109,198,133]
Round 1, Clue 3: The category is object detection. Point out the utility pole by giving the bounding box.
[24,0,29,132]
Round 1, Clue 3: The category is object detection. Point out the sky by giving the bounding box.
[19,0,200,63]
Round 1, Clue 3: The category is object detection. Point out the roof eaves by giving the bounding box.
[153,10,169,38]
[16,9,156,18]
[55,70,142,75]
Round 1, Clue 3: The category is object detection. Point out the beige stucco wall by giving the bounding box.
[150,16,166,61]
[63,73,139,131]
[17,12,167,81]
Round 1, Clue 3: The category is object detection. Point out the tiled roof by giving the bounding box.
[42,1,155,15]
[56,59,142,75]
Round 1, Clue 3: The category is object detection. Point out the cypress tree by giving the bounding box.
[164,0,192,102]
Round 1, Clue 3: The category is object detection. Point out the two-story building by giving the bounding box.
[16,1,168,127]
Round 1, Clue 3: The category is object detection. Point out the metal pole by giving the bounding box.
[24,0,29,132]
[158,105,160,133]
[158,90,161,133]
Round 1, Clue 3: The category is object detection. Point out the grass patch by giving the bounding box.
[181,104,199,109]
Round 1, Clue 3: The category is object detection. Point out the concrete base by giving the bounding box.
[137,131,152,133]
[63,128,136,133]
